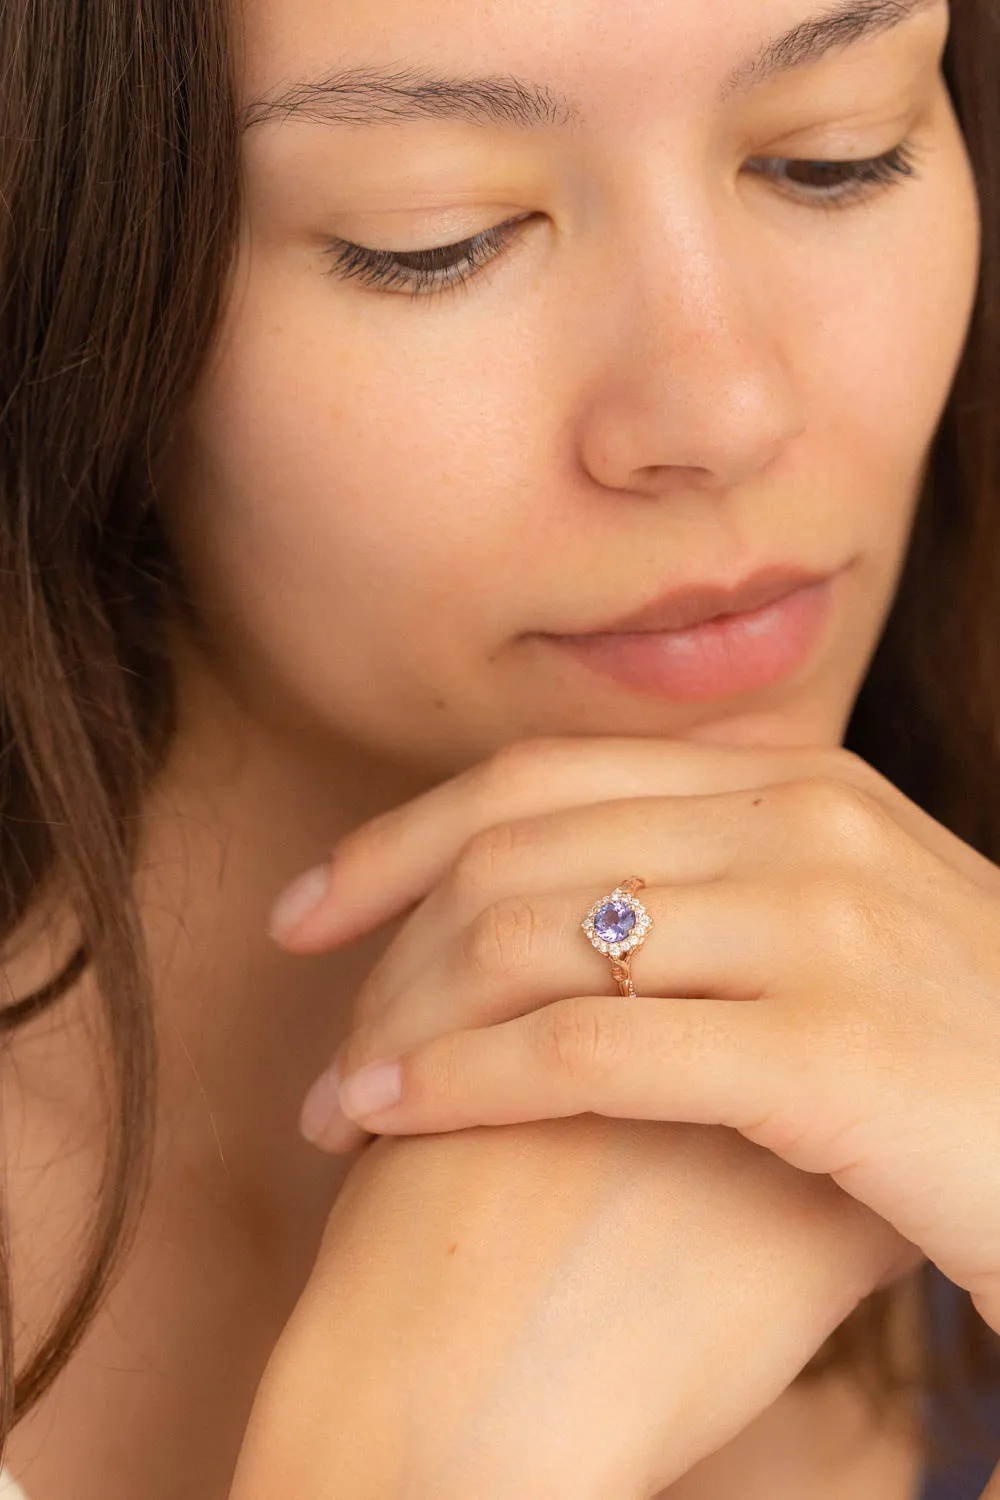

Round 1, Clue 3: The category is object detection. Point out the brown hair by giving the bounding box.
[0,0,998,1472]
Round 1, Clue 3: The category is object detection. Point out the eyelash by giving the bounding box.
[323,137,922,299]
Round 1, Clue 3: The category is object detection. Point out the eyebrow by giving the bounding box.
[724,0,940,95]
[239,0,940,132]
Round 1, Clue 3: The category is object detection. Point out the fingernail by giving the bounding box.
[299,1059,349,1144]
[269,864,330,940]
[338,1060,403,1120]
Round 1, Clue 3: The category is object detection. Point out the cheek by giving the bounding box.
[161,248,557,760]
[764,119,980,709]
[175,260,547,649]
[791,116,979,543]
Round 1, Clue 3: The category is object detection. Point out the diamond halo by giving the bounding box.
[581,885,653,961]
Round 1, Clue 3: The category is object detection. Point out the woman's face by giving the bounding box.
[164,0,979,774]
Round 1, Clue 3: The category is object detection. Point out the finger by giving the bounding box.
[346,1000,1000,1320]
[325,994,1000,1308]
[358,791,769,991]
[340,879,782,1089]
[271,737,852,950]
[271,735,995,955]
[302,872,778,1158]
[351,773,907,993]
[334,994,792,1146]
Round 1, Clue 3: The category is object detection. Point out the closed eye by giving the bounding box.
[322,138,923,299]
[323,212,536,299]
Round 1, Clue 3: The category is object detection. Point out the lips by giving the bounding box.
[572,565,836,639]
[542,561,848,703]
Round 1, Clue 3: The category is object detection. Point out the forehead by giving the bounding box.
[234,0,941,119]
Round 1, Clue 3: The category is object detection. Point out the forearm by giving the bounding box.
[230,1277,525,1499]
[230,1120,904,1500]
[230,1125,651,1500]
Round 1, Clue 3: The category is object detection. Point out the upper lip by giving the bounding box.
[566,564,835,637]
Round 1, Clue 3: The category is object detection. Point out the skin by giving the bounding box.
[230,1121,915,1500]
[1,0,983,1495]
[139,0,976,1229]
[166,0,975,769]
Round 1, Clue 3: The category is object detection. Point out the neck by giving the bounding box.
[130,633,433,1251]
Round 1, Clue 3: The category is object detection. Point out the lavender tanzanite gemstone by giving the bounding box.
[594,900,637,944]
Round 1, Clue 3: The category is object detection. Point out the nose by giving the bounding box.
[575,211,805,498]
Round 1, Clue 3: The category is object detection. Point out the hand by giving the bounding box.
[230,1114,906,1500]
[276,736,1000,1332]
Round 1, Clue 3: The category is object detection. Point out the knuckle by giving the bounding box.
[788,776,891,860]
[451,821,522,899]
[461,896,540,981]
[537,995,631,1081]
[478,737,569,799]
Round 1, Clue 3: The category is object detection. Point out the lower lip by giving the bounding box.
[550,576,837,702]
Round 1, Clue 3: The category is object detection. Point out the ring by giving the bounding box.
[581,877,653,999]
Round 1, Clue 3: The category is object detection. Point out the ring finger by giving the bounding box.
[346,877,786,1071]
[359,785,807,1002]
